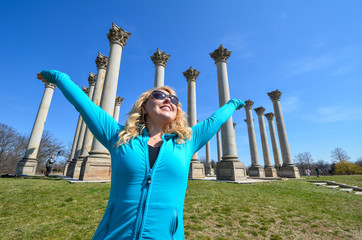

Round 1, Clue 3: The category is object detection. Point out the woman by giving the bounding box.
[38,70,245,240]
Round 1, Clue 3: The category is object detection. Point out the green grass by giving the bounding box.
[0,175,361,239]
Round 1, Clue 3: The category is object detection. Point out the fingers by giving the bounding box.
[36,72,48,83]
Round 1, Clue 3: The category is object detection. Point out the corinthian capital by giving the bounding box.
[95,52,109,70]
[115,96,124,106]
[107,23,131,47]
[244,100,254,111]
[264,112,275,121]
[82,86,89,95]
[88,72,96,86]
[209,44,231,63]
[45,82,56,89]
[183,67,200,82]
[267,89,282,103]
[254,106,265,116]
[150,48,171,67]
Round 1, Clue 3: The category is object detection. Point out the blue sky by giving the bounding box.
[1,0,361,166]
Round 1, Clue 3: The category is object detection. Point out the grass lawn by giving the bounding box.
[0,175,361,240]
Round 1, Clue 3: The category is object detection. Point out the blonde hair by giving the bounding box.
[115,86,192,146]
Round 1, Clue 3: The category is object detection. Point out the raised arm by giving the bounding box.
[38,70,121,150]
[189,99,244,154]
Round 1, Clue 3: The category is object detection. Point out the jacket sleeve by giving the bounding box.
[40,70,122,150]
[189,99,245,154]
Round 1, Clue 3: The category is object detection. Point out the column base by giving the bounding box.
[188,160,205,179]
[216,157,247,181]
[63,160,71,176]
[66,160,76,177]
[279,165,300,178]
[79,152,111,181]
[248,165,265,177]
[205,164,212,176]
[265,166,278,177]
[71,157,86,179]
[15,158,38,175]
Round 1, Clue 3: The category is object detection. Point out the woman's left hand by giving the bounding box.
[37,72,49,83]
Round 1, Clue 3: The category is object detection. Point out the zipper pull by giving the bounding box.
[147,169,152,185]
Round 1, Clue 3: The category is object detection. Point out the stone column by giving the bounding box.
[16,82,56,175]
[68,73,97,179]
[267,90,299,178]
[254,107,277,177]
[151,48,170,88]
[183,66,205,179]
[79,53,109,180]
[85,23,131,180]
[63,114,82,175]
[265,112,282,176]
[113,96,124,122]
[244,100,265,177]
[205,141,213,176]
[216,130,222,162]
[210,45,246,181]
[67,86,91,178]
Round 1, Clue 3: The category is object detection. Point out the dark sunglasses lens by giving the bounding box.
[169,95,179,105]
[152,91,166,100]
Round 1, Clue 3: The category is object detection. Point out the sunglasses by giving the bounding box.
[150,90,179,106]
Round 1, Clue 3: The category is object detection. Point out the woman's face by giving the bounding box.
[143,90,178,127]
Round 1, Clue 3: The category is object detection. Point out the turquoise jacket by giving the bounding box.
[41,70,245,240]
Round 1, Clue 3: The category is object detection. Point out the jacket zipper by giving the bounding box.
[134,137,164,239]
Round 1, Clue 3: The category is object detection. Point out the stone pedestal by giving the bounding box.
[79,152,111,180]
[279,165,300,178]
[215,159,247,181]
[16,82,56,175]
[210,45,246,181]
[248,165,265,177]
[188,162,205,179]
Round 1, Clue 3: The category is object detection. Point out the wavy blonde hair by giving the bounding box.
[115,86,192,147]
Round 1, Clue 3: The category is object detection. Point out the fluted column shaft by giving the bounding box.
[78,54,108,159]
[268,90,293,166]
[113,96,124,122]
[255,107,273,167]
[244,100,260,167]
[183,67,200,162]
[16,83,56,175]
[205,141,212,175]
[265,113,282,168]
[216,130,222,162]
[90,23,130,154]
[72,87,91,162]
[215,60,238,159]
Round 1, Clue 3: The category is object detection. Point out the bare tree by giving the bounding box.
[0,123,66,175]
[331,147,350,162]
[0,123,28,175]
[294,152,314,174]
[315,159,331,175]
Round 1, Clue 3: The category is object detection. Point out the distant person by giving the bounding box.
[45,155,56,177]
[305,169,311,179]
[315,168,322,179]
[37,70,245,239]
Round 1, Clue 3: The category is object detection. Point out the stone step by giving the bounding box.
[354,191,362,195]
[325,185,339,189]
[339,188,353,193]
[313,182,327,186]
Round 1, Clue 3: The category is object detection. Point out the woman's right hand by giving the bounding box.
[37,72,49,83]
